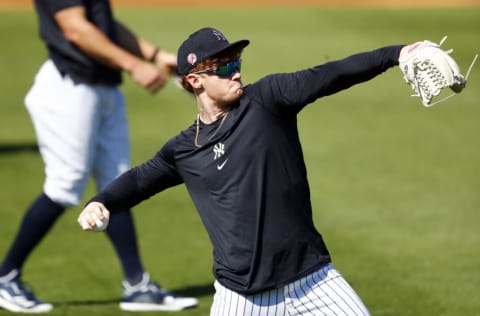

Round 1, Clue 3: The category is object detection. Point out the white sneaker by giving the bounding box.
[119,273,198,312]
[0,270,53,313]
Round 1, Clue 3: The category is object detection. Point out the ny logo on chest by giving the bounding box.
[213,142,228,171]
[213,142,225,160]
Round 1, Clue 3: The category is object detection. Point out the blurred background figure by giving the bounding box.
[0,0,197,313]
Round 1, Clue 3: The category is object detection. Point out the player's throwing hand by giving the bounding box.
[78,202,110,232]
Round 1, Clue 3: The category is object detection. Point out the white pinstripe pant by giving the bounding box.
[210,264,370,316]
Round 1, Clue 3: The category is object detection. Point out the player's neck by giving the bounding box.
[197,102,230,124]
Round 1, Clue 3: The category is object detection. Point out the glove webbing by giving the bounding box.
[416,53,478,107]
[413,58,449,106]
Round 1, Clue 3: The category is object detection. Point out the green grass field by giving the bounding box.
[1,6,479,316]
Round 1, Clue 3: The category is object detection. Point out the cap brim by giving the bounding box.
[206,39,250,60]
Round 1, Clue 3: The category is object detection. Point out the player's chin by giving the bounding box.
[232,84,244,97]
[226,90,242,104]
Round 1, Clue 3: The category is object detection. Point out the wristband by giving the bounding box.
[149,47,160,62]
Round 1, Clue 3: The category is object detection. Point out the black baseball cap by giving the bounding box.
[177,27,249,76]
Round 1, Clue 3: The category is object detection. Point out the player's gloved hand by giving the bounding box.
[399,36,467,107]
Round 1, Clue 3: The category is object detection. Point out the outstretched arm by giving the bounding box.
[254,45,405,114]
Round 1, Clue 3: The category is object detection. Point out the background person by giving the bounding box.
[0,0,197,313]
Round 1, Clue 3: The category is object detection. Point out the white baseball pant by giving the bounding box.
[210,264,370,316]
[24,60,130,207]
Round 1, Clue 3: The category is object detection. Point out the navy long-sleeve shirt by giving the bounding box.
[91,45,403,294]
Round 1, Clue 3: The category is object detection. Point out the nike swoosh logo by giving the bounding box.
[217,158,229,170]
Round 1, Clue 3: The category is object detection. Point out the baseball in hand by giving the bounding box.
[91,210,109,232]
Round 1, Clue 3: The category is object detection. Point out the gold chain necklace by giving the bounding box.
[194,112,229,148]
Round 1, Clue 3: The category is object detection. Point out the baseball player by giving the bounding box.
[0,0,197,313]
[77,27,453,315]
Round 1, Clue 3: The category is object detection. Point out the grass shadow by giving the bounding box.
[51,283,215,307]
[0,142,38,154]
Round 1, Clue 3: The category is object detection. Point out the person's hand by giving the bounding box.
[78,202,110,232]
[152,49,178,76]
[128,61,168,94]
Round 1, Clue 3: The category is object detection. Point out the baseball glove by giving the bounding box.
[399,36,467,107]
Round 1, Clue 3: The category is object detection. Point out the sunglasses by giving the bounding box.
[191,60,241,78]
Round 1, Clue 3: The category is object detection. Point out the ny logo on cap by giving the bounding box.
[212,29,227,41]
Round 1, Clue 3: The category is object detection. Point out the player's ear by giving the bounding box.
[186,74,204,90]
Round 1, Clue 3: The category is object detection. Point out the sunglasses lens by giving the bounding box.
[217,60,241,77]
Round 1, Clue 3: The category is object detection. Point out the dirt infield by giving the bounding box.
[1,0,479,9]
